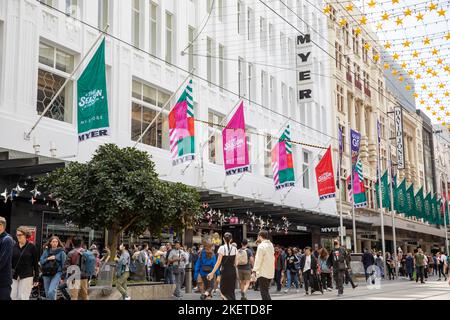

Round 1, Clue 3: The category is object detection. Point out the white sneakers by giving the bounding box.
[124,296,131,300]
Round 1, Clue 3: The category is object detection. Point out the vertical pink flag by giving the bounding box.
[222,102,250,176]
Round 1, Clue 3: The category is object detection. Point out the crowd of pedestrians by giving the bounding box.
[1,216,450,301]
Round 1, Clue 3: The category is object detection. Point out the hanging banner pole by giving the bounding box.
[387,133,399,277]
[376,118,387,279]
[349,127,361,253]
[337,123,345,245]
[134,70,194,148]
[24,24,110,141]
[445,173,450,255]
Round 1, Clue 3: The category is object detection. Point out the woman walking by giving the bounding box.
[284,248,300,293]
[318,248,332,291]
[194,241,218,300]
[115,243,131,300]
[386,253,395,280]
[11,226,39,300]
[39,236,66,300]
[208,233,237,300]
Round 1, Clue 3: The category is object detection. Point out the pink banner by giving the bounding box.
[222,102,250,176]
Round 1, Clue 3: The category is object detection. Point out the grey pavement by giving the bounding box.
[177,274,450,300]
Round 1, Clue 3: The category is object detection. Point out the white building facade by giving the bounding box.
[0,0,342,245]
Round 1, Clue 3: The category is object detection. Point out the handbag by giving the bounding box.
[42,250,59,277]
[200,251,213,273]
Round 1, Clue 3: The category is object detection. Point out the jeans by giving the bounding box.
[333,270,345,294]
[274,269,282,291]
[438,264,447,279]
[0,286,12,300]
[285,270,299,289]
[416,266,424,283]
[43,272,61,300]
[116,271,130,299]
[258,277,271,300]
[320,272,332,289]
[173,269,185,298]
[165,266,174,284]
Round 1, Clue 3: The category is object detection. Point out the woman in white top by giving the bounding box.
[207,233,238,300]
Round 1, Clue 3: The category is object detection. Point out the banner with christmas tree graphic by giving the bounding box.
[272,125,295,190]
[414,187,425,220]
[424,192,432,223]
[169,79,195,166]
[405,184,416,218]
[375,170,391,209]
[394,179,407,214]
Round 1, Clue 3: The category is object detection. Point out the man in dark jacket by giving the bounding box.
[0,217,14,300]
[327,239,347,296]
[299,246,318,295]
[362,248,375,281]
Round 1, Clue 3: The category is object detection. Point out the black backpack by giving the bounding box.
[42,250,59,277]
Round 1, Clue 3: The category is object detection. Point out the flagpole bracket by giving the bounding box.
[24,132,31,141]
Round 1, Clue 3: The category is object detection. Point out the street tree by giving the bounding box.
[39,143,201,258]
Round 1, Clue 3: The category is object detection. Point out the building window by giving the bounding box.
[65,0,78,17]
[269,23,275,54]
[150,2,159,56]
[238,57,246,98]
[42,0,55,7]
[165,11,174,64]
[131,80,170,149]
[335,42,343,70]
[288,38,294,65]
[37,42,74,123]
[218,0,224,22]
[98,0,109,30]
[261,70,268,107]
[207,37,215,86]
[218,44,225,91]
[352,29,360,56]
[280,32,286,57]
[237,1,245,35]
[362,39,369,63]
[260,17,267,48]
[188,26,196,72]
[247,7,254,41]
[208,111,224,165]
[132,0,141,48]
[339,124,346,153]
[264,135,273,178]
[248,63,254,101]
[270,76,276,111]
[289,87,295,118]
[302,151,310,189]
[337,85,344,113]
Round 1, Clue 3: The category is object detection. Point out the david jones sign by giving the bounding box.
[297,34,313,102]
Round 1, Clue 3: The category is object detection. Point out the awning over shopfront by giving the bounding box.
[199,190,372,229]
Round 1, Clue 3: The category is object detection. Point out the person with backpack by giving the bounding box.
[284,247,300,293]
[237,239,254,300]
[39,236,66,300]
[0,217,14,300]
[115,243,131,300]
[63,237,95,300]
[11,226,39,300]
[207,232,238,300]
[194,241,219,300]
[327,239,347,296]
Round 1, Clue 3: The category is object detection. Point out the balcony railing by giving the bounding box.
[355,79,362,90]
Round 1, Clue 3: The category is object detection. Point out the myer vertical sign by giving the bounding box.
[394,106,405,170]
[297,34,313,102]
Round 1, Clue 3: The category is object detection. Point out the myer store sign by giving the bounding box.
[321,226,346,236]
[297,34,313,102]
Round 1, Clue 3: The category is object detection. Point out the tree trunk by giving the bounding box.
[109,229,119,262]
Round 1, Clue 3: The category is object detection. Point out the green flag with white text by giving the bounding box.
[375,170,391,209]
[77,39,109,142]
[395,179,407,213]
[424,193,432,223]
[415,187,425,220]
[405,184,415,217]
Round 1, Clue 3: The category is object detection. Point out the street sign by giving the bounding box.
[394,106,405,170]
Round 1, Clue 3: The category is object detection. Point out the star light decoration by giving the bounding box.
[321,0,450,127]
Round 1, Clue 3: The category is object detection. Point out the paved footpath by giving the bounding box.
[178,275,450,300]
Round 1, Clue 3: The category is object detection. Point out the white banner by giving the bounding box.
[394,106,405,170]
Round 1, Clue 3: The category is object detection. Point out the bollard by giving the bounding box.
[185,263,192,294]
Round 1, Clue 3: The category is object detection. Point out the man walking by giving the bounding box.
[327,239,347,296]
[168,240,184,299]
[273,246,284,292]
[362,248,375,281]
[414,248,425,284]
[64,237,91,300]
[237,239,254,300]
[164,242,173,284]
[0,217,14,300]
[252,230,274,300]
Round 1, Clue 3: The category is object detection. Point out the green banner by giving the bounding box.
[436,198,442,225]
[396,179,407,213]
[375,170,391,209]
[414,187,425,220]
[77,39,109,142]
[405,184,416,217]
[424,193,432,223]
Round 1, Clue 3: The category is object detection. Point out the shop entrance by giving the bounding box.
[271,233,312,248]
